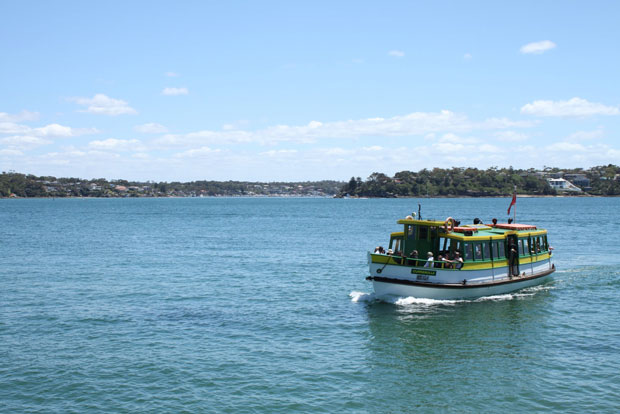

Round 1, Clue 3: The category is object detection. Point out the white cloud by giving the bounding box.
[494,130,529,142]
[437,133,480,145]
[324,148,350,156]
[0,135,52,150]
[0,110,39,122]
[566,129,604,142]
[174,146,221,158]
[134,123,168,134]
[259,149,298,157]
[34,124,74,137]
[0,148,23,156]
[521,97,620,117]
[464,53,473,60]
[537,141,620,165]
[88,138,142,151]
[520,40,556,54]
[388,50,405,58]
[165,72,179,77]
[155,111,534,148]
[0,122,31,135]
[10,135,620,182]
[157,130,254,147]
[33,123,99,137]
[0,121,98,152]
[162,87,189,96]
[478,144,502,153]
[71,94,137,115]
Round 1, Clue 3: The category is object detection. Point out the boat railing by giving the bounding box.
[372,253,461,269]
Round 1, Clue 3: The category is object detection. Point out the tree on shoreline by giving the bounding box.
[2,165,619,198]
[339,165,620,197]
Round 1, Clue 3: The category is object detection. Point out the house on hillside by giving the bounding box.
[564,173,591,189]
[547,178,582,192]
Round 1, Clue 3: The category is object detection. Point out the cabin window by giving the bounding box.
[518,238,529,256]
[464,243,473,261]
[407,225,416,240]
[474,243,483,260]
[440,237,449,253]
[418,226,428,240]
[494,241,505,259]
[482,242,490,260]
[390,238,402,254]
[543,235,548,251]
[450,239,461,256]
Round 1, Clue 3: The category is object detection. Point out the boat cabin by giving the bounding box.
[384,218,551,269]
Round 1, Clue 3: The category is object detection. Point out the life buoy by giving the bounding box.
[444,217,455,233]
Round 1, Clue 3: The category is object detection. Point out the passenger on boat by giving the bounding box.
[407,250,419,266]
[435,255,444,268]
[453,251,463,269]
[374,246,386,254]
[424,252,433,268]
[387,249,394,255]
[508,244,518,276]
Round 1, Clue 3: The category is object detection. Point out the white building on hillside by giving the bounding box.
[547,178,582,192]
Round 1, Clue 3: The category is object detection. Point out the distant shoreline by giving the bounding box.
[4,166,619,198]
[3,193,616,200]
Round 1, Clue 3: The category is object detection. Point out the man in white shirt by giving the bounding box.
[424,252,434,268]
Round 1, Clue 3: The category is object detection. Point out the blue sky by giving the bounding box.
[1,1,619,181]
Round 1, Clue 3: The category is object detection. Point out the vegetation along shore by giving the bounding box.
[2,165,619,198]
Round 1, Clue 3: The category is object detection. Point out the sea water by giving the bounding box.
[1,197,619,413]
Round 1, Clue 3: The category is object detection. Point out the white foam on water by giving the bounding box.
[392,296,463,306]
[349,291,376,302]
[474,293,516,302]
[351,284,553,306]
[523,283,556,293]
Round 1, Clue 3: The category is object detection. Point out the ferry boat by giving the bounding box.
[366,214,555,299]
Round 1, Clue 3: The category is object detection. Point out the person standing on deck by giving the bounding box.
[424,252,433,268]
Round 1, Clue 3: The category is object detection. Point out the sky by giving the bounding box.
[1,1,619,182]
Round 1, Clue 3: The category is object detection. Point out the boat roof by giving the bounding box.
[492,223,537,230]
[395,218,545,240]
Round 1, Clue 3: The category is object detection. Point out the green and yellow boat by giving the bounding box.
[367,214,555,299]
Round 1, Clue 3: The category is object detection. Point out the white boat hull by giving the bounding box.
[370,271,553,300]
[367,252,555,299]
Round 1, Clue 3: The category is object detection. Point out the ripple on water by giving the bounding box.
[2,197,620,413]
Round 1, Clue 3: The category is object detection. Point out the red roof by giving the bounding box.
[492,223,537,230]
[453,227,478,233]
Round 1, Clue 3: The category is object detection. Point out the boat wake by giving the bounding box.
[350,284,554,306]
[349,291,376,303]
